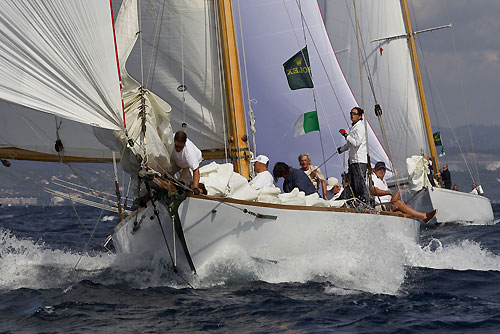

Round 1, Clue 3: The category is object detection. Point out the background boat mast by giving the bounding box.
[216,0,250,177]
[401,0,441,183]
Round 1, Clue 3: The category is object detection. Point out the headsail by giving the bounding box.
[0,0,124,130]
[0,1,125,162]
[319,0,429,179]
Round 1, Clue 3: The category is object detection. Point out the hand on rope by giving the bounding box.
[339,129,348,138]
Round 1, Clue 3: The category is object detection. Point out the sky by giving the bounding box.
[409,0,500,127]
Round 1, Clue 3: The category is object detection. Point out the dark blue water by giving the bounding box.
[1,204,500,333]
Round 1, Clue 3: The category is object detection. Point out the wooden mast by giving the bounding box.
[401,0,441,182]
[216,0,250,178]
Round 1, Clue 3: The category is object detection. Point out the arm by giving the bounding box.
[321,179,327,200]
[345,130,363,148]
[371,186,399,202]
[191,168,200,190]
[338,143,348,153]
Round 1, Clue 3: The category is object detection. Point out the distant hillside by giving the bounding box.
[436,125,500,155]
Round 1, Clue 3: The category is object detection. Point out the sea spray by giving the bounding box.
[406,238,500,271]
[0,227,114,290]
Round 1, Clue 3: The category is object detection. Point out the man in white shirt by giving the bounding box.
[470,183,479,195]
[170,130,203,193]
[249,155,274,189]
[337,107,369,204]
[325,177,343,200]
[371,161,437,224]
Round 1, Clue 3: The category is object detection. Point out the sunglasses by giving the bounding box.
[350,111,360,116]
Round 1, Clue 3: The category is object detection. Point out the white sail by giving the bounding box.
[236,0,390,178]
[0,1,124,130]
[119,0,228,151]
[0,1,128,162]
[319,0,429,178]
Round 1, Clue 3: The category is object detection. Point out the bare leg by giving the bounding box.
[391,200,426,220]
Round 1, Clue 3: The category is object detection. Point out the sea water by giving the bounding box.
[1,205,500,333]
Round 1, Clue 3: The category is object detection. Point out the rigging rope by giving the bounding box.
[443,2,481,185]
[283,0,344,171]
[73,202,107,270]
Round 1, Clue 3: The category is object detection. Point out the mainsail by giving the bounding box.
[236,0,390,178]
[319,0,429,179]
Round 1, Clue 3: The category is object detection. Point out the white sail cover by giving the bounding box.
[236,0,389,179]
[117,0,227,151]
[0,1,124,130]
[318,0,429,179]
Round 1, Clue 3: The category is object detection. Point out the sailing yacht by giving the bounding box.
[319,0,494,224]
[0,0,420,275]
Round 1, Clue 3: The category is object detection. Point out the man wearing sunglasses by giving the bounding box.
[337,107,369,205]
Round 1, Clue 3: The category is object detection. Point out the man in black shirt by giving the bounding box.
[441,164,452,189]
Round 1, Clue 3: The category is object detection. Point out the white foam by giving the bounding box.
[406,238,500,271]
[195,224,411,295]
[0,228,115,290]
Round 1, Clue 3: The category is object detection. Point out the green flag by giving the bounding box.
[294,111,320,137]
[283,46,314,90]
[433,131,442,146]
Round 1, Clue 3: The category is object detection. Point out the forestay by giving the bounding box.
[318,0,429,179]
[236,0,389,179]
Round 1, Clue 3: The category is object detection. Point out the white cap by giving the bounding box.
[326,177,339,191]
[251,154,269,164]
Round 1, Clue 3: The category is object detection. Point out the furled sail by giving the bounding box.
[236,0,390,179]
[120,0,228,151]
[114,0,174,173]
[318,0,429,179]
[0,0,124,162]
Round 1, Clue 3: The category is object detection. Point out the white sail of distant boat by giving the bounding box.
[319,0,493,223]
[0,0,421,277]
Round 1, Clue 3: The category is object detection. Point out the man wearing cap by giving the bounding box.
[371,161,437,224]
[170,130,203,193]
[325,177,343,200]
[337,107,369,204]
[298,153,327,199]
[249,155,274,190]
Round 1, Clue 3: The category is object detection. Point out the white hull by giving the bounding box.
[112,196,420,273]
[407,187,494,224]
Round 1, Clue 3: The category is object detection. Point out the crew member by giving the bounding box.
[249,155,274,189]
[170,130,203,193]
[272,162,316,195]
[337,107,369,204]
